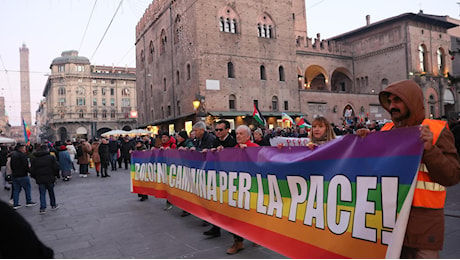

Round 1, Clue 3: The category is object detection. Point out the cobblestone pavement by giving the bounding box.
[2,165,460,258]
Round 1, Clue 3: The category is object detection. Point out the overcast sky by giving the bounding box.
[0,0,458,126]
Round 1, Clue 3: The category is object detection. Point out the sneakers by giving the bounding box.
[8,199,13,205]
[26,202,37,207]
[51,205,60,210]
[39,209,46,214]
[163,203,173,211]
[13,205,22,210]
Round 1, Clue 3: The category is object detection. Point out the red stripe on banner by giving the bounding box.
[139,187,347,259]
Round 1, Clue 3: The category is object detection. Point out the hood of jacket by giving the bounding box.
[33,148,50,158]
[379,79,425,127]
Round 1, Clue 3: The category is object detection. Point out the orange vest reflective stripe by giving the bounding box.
[380,119,447,209]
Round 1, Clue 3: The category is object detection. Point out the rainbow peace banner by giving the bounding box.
[130,127,423,258]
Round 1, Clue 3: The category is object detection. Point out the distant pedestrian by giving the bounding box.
[91,139,101,177]
[77,139,92,178]
[120,136,134,170]
[58,145,73,181]
[108,135,119,171]
[10,143,37,209]
[98,138,111,178]
[30,144,60,214]
[65,140,77,172]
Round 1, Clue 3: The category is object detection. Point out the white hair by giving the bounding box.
[236,125,252,137]
[192,121,206,130]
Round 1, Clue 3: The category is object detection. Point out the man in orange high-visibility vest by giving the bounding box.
[358,79,460,258]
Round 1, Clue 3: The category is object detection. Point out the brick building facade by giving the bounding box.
[135,0,458,132]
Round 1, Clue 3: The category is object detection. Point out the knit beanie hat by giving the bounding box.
[177,130,188,140]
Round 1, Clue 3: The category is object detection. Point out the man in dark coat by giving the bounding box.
[30,144,60,214]
[120,136,134,170]
[11,144,36,209]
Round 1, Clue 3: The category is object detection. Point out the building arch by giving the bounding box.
[305,65,328,91]
[331,67,352,93]
[58,127,68,142]
[437,47,446,75]
[97,127,111,138]
[419,44,428,73]
[76,126,88,140]
[122,125,132,131]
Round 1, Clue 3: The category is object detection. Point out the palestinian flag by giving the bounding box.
[252,103,266,127]
[297,118,311,128]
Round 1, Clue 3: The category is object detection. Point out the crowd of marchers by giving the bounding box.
[2,79,460,258]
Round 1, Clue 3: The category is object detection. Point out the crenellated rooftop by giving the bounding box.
[136,0,172,40]
[295,33,352,56]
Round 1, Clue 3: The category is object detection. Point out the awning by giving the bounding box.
[208,111,303,117]
[444,89,455,104]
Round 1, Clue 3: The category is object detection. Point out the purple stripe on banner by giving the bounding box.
[133,126,423,163]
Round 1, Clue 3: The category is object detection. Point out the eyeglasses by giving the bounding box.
[215,128,225,132]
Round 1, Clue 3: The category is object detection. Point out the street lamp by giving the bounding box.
[193,94,206,118]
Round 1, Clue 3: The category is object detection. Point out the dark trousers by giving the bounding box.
[38,183,56,210]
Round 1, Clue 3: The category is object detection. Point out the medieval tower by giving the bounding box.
[19,43,32,127]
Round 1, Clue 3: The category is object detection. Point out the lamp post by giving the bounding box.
[193,94,206,121]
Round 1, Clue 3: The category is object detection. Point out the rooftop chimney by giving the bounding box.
[366,15,370,26]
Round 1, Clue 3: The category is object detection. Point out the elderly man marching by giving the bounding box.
[358,79,460,258]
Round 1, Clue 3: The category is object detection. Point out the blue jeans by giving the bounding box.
[39,183,56,210]
[110,153,117,169]
[13,176,33,206]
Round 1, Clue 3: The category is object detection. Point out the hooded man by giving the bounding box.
[360,79,460,258]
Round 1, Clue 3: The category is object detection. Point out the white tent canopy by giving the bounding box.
[101,130,128,137]
[0,136,16,144]
[127,129,151,135]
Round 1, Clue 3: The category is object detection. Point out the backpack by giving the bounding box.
[76,146,83,157]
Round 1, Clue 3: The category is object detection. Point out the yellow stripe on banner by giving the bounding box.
[133,180,389,258]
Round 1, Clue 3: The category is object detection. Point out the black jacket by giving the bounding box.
[192,132,216,151]
[108,140,119,153]
[98,143,110,164]
[10,150,30,178]
[30,149,60,184]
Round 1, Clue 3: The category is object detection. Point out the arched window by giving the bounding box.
[230,19,236,33]
[229,94,236,110]
[174,15,181,44]
[102,110,107,119]
[163,78,167,91]
[218,7,238,34]
[279,66,285,81]
[177,101,181,115]
[219,17,225,31]
[224,18,230,32]
[93,110,98,118]
[381,78,389,89]
[260,65,266,80]
[140,50,145,69]
[148,41,154,63]
[78,109,84,119]
[58,87,66,95]
[272,96,278,111]
[419,44,427,73]
[228,62,235,78]
[257,14,275,39]
[160,29,167,55]
[187,64,191,80]
[176,70,180,85]
[111,110,116,119]
[437,48,445,74]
